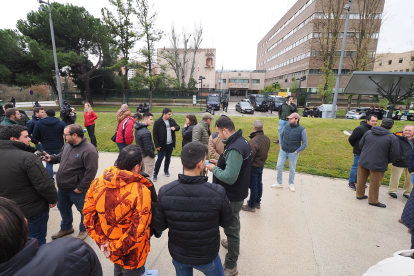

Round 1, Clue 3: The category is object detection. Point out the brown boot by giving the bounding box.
[221,239,228,249]
[77,231,88,240]
[51,228,74,239]
[223,264,238,276]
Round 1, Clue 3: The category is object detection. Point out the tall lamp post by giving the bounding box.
[38,0,63,107]
[296,76,306,107]
[331,0,352,118]
[199,76,205,111]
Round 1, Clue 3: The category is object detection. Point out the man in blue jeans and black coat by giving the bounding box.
[272,113,308,192]
[347,114,378,190]
[241,120,270,212]
[41,124,98,241]
[152,108,180,182]
[154,142,233,276]
[275,96,295,144]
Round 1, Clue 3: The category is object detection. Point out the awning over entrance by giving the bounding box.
[344,72,414,117]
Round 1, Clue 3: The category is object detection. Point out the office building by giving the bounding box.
[374,51,414,72]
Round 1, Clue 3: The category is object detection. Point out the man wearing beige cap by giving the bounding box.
[192,112,214,148]
[272,113,308,192]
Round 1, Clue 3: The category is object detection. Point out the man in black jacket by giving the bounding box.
[135,112,156,179]
[356,118,400,208]
[0,125,57,246]
[0,197,102,276]
[154,142,233,275]
[206,117,252,276]
[26,107,45,152]
[388,125,414,199]
[365,106,375,118]
[152,108,180,182]
[347,114,378,190]
[33,108,66,180]
[42,124,99,240]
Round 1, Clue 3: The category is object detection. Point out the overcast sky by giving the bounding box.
[1,0,413,70]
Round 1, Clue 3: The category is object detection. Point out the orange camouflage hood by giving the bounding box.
[83,166,152,269]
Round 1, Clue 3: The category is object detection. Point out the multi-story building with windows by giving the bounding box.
[256,0,384,97]
[214,70,266,100]
[374,51,414,72]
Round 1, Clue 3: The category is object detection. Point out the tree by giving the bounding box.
[17,3,108,106]
[102,0,139,103]
[158,24,203,88]
[260,82,280,93]
[317,66,335,104]
[135,0,163,109]
[312,0,346,96]
[349,0,384,106]
[290,78,299,93]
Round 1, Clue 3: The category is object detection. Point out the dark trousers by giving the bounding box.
[248,167,264,208]
[114,264,144,276]
[411,229,414,250]
[45,148,61,181]
[154,143,174,176]
[117,142,128,152]
[57,189,87,231]
[86,124,97,147]
[224,200,243,269]
[27,206,49,246]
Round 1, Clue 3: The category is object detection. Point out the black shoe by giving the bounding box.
[348,183,356,191]
[389,193,397,199]
[403,194,410,199]
[356,195,368,200]
[369,202,386,208]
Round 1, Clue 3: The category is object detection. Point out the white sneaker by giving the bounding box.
[289,185,295,192]
[141,268,159,276]
[271,183,283,188]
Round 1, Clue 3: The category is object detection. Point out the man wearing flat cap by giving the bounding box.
[192,112,214,148]
[272,113,308,192]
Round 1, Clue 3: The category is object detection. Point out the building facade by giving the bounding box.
[157,48,216,90]
[214,70,266,100]
[256,0,384,94]
[374,51,414,72]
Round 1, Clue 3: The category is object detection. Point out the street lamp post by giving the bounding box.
[38,0,63,107]
[199,76,205,111]
[331,0,352,118]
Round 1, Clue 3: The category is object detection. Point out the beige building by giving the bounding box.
[374,51,414,72]
[214,70,266,100]
[256,0,384,94]
[157,48,216,90]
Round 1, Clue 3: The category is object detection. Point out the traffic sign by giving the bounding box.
[30,90,33,95]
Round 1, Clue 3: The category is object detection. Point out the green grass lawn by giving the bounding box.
[72,113,411,186]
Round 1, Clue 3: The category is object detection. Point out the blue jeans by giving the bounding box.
[276,149,299,185]
[57,189,87,232]
[45,148,61,180]
[248,167,264,208]
[27,206,49,246]
[349,154,360,184]
[35,143,43,152]
[154,143,174,176]
[172,254,225,276]
[117,142,128,152]
[278,120,289,140]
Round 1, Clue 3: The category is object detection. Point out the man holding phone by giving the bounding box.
[275,96,295,144]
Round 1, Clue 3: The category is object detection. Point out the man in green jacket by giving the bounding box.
[1,108,20,126]
[192,112,214,148]
[275,96,295,143]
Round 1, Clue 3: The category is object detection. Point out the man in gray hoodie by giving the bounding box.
[356,118,400,208]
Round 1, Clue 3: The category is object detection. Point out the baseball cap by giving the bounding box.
[287,113,300,119]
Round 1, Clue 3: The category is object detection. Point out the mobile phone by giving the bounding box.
[205,160,210,165]
[35,151,45,157]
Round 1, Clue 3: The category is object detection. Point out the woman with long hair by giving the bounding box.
[182,114,198,148]
[84,102,98,147]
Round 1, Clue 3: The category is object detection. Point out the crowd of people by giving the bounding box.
[1,96,414,276]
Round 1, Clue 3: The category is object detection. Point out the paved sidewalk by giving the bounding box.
[46,153,411,276]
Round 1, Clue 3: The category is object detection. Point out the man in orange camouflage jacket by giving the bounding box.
[83,145,155,275]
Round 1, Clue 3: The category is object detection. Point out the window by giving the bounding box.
[218,79,226,83]
[399,58,403,63]
[388,60,392,65]
[406,69,410,72]
[251,79,260,84]
[379,62,382,66]
[229,79,249,83]
[400,70,403,72]
[411,56,414,62]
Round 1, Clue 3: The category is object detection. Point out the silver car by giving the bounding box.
[345,107,370,119]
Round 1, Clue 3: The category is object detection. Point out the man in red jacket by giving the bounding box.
[116,113,141,152]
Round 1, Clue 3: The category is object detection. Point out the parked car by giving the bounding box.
[241,98,250,102]
[235,101,254,114]
[249,94,268,111]
[345,107,370,119]
[267,95,286,111]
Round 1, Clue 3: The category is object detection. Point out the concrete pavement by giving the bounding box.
[45,153,411,276]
